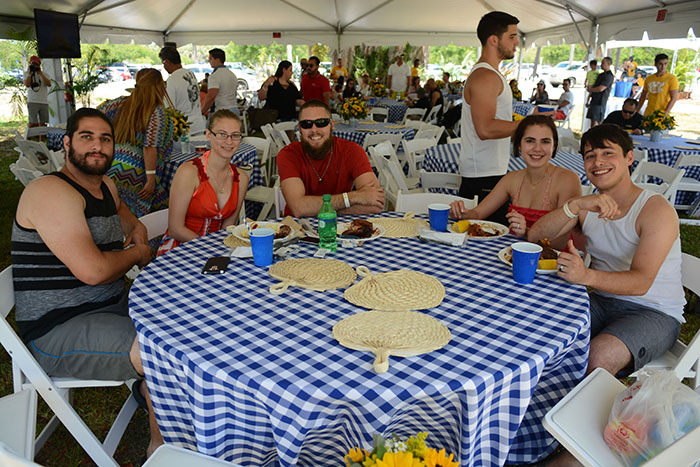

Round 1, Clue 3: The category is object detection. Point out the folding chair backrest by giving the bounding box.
[419,170,462,192]
[139,209,169,240]
[9,163,43,186]
[0,389,37,461]
[630,161,684,201]
[368,107,388,122]
[0,441,41,467]
[273,180,286,218]
[403,108,426,123]
[673,153,700,171]
[241,137,271,185]
[672,253,700,383]
[363,133,402,151]
[425,104,442,124]
[272,121,297,133]
[48,150,65,170]
[14,139,55,174]
[632,148,648,163]
[395,191,476,214]
[414,125,443,143]
[24,126,61,139]
[386,160,411,192]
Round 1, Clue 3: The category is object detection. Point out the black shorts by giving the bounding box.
[458,175,508,224]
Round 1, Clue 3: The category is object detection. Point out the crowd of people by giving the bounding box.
[10,9,689,465]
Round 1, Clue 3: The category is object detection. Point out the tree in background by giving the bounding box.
[0,27,38,120]
[70,45,112,108]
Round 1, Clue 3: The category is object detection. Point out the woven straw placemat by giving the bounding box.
[333,310,451,373]
[269,258,357,295]
[369,213,429,238]
[223,234,249,248]
[344,266,445,311]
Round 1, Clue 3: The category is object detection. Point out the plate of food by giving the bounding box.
[497,239,559,274]
[451,220,508,239]
[337,219,385,242]
[228,222,294,244]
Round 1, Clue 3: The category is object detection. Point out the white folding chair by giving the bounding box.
[272,121,297,133]
[0,389,37,461]
[672,154,700,211]
[402,108,426,124]
[425,104,442,124]
[370,141,420,189]
[630,253,700,389]
[274,180,287,218]
[419,170,462,192]
[48,150,65,170]
[245,185,276,220]
[241,136,271,186]
[260,124,281,180]
[0,266,138,466]
[139,208,169,240]
[402,138,436,177]
[362,132,403,153]
[555,104,575,129]
[395,191,477,214]
[143,444,242,466]
[452,119,461,137]
[368,107,389,122]
[414,124,444,144]
[630,160,685,201]
[544,367,700,467]
[557,127,580,153]
[0,442,42,467]
[24,126,63,140]
[632,148,648,163]
[405,120,427,131]
[331,112,343,123]
[9,161,43,186]
[14,136,55,174]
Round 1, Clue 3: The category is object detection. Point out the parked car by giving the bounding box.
[184,64,214,82]
[638,65,657,77]
[225,62,260,91]
[549,61,586,87]
[104,62,131,81]
[127,63,151,78]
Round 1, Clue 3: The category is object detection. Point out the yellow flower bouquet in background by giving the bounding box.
[164,107,190,140]
[344,432,459,467]
[640,110,675,132]
[371,82,388,98]
[339,97,368,121]
[435,80,446,90]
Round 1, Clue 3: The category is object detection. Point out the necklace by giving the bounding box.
[305,146,333,183]
[208,170,228,193]
[526,165,550,189]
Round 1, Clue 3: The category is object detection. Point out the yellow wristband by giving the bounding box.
[145,170,156,175]
[342,192,351,209]
[562,201,577,219]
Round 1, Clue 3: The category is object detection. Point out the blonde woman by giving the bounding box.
[158,110,248,255]
[98,68,175,216]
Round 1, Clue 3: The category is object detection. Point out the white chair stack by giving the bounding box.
[9,159,44,186]
[14,133,56,174]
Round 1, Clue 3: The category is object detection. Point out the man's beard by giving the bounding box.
[301,134,333,160]
[497,42,515,61]
[67,144,113,176]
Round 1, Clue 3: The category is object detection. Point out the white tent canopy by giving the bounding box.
[0,0,698,49]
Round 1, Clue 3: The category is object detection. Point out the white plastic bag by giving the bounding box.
[604,369,700,466]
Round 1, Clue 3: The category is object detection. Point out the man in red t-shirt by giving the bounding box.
[277,100,385,217]
[300,56,331,106]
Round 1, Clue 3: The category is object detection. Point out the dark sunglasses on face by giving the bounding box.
[298,118,331,129]
[622,109,635,115]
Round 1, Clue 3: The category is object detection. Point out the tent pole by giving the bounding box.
[517,35,525,82]
[533,46,541,80]
[671,48,679,74]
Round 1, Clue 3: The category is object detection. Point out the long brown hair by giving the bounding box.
[113,68,173,145]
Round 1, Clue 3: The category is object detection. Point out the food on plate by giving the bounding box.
[341,219,377,238]
[467,222,499,237]
[536,238,558,269]
[275,225,291,239]
[247,222,291,239]
[537,259,558,270]
[453,219,471,233]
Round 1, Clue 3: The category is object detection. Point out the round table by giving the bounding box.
[129,214,589,466]
[333,122,415,149]
[373,98,409,122]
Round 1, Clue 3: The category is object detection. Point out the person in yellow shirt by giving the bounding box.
[626,56,638,78]
[411,58,420,77]
[638,53,679,116]
[330,58,348,82]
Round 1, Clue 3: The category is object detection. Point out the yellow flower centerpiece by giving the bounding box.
[640,110,675,142]
[339,97,368,122]
[372,82,388,98]
[344,432,459,467]
[164,107,191,140]
[435,80,446,90]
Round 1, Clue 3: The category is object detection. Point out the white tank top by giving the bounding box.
[583,190,685,322]
[459,62,512,178]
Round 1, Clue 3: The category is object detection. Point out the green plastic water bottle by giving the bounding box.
[318,194,337,252]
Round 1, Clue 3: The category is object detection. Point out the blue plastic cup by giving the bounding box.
[369,97,376,106]
[250,228,274,266]
[428,203,450,232]
[512,242,543,284]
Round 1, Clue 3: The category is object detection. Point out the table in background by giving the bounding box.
[422,142,588,194]
[513,102,535,117]
[333,122,415,148]
[631,134,700,207]
[47,128,65,151]
[373,98,408,122]
[130,214,589,467]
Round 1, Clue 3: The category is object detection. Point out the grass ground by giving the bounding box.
[0,114,699,466]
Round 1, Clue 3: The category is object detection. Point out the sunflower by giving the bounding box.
[345,447,370,465]
[423,448,459,467]
[375,451,425,467]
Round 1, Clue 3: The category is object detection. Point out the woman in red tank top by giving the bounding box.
[158,110,249,255]
[449,115,581,249]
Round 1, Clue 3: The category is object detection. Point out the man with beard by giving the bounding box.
[453,11,534,225]
[301,56,331,106]
[10,107,165,459]
[276,100,384,217]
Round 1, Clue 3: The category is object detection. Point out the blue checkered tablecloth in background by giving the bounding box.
[373,98,409,122]
[333,123,415,148]
[47,128,65,151]
[129,213,590,467]
[513,102,534,117]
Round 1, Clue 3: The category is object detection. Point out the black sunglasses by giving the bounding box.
[298,118,331,129]
[621,109,635,114]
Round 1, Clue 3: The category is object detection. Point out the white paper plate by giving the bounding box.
[452,220,508,240]
[228,222,294,244]
[497,246,558,275]
[337,223,386,242]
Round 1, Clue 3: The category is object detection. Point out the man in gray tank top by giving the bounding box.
[11,108,165,459]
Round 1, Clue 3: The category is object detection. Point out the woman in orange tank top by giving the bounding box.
[449,115,581,249]
[158,109,249,255]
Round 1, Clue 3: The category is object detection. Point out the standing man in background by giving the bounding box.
[638,53,679,116]
[301,56,331,106]
[387,54,411,95]
[159,46,206,136]
[586,56,614,127]
[201,48,238,116]
[454,11,522,224]
[330,58,348,82]
[24,56,52,132]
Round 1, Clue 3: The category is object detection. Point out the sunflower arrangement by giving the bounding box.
[640,110,675,132]
[435,80,446,90]
[339,97,368,120]
[447,81,462,95]
[164,107,190,140]
[344,432,459,467]
[372,82,388,97]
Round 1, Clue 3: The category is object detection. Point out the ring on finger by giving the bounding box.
[558,265,565,272]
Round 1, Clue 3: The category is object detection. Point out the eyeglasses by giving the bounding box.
[298,118,331,129]
[210,131,242,141]
[621,109,635,115]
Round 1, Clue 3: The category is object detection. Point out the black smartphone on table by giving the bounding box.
[201,256,231,274]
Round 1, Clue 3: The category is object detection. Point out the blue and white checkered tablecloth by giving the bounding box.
[129,213,590,467]
[47,128,65,151]
[333,123,415,148]
[513,103,534,117]
[374,98,409,122]
[631,134,700,207]
[422,143,589,194]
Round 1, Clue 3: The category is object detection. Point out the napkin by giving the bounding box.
[418,228,466,246]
